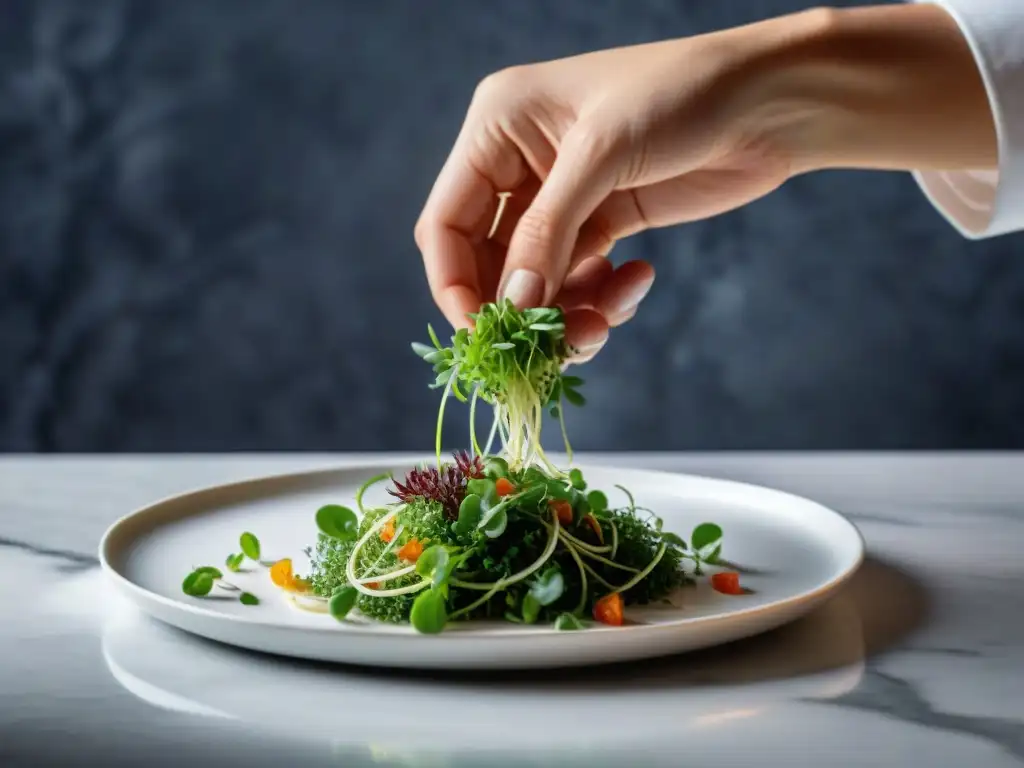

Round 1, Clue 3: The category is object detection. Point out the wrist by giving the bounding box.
[727,4,997,175]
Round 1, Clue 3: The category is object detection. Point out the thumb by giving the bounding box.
[498,126,620,309]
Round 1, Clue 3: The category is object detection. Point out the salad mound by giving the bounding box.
[181,300,733,632]
[306,454,693,631]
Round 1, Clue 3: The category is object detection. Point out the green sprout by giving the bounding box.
[412,300,587,473]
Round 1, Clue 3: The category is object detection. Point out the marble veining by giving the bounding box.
[1,453,1022,767]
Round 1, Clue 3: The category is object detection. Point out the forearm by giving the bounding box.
[728,4,998,175]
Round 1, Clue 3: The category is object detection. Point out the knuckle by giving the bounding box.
[563,118,619,161]
[472,65,531,107]
[413,215,429,250]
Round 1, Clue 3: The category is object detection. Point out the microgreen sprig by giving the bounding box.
[181,566,259,606]
[413,300,586,471]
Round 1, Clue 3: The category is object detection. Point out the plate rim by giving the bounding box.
[98,459,866,642]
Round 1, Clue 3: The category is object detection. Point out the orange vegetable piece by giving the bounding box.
[397,538,424,562]
[583,514,604,544]
[269,558,295,589]
[549,499,573,526]
[380,520,396,543]
[366,581,380,590]
[711,571,742,595]
[593,593,624,626]
[495,477,515,497]
[270,558,312,593]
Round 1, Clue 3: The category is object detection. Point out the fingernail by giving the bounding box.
[610,278,653,315]
[500,269,545,309]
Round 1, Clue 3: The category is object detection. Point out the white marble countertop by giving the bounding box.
[1,452,1022,767]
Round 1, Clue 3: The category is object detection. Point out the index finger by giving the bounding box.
[415,124,526,328]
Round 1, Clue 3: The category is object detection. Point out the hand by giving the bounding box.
[415,5,994,362]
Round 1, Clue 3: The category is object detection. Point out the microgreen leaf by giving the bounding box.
[193,566,223,580]
[483,457,509,479]
[563,389,586,407]
[543,479,574,501]
[554,613,584,631]
[411,342,435,359]
[427,323,442,349]
[586,490,608,512]
[568,468,586,490]
[492,342,515,350]
[239,592,259,606]
[410,589,448,634]
[561,375,584,387]
[416,546,453,589]
[431,367,455,389]
[225,553,244,572]
[529,568,565,606]
[240,533,260,561]
[701,542,723,564]
[455,494,483,535]
[661,532,688,550]
[522,593,541,624]
[466,477,497,505]
[182,570,214,597]
[480,506,508,538]
[329,587,358,621]
[529,323,562,331]
[315,505,358,541]
[691,523,723,552]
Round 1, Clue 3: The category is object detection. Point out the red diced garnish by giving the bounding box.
[495,477,515,497]
[593,593,624,626]
[397,538,424,562]
[711,571,742,595]
[549,499,573,526]
[583,514,604,544]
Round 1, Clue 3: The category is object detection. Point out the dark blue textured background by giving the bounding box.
[2,0,1023,453]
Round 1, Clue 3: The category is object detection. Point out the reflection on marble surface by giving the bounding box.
[2,454,1023,767]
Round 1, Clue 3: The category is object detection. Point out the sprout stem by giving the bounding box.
[611,543,668,595]
[469,386,482,457]
[435,366,459,469]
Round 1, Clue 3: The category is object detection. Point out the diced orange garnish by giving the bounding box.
[711,571,742,595]
[549,499,573,526]
[593,593,624,626]
[380,520,396,543]
[495,477,515,497]
[269,558,294,588]
[366,581,380,590]
[397,538,424,562]
[270,558,311,593]
[583,514,604,544]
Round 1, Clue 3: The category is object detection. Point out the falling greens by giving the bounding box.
[180,302,731,631]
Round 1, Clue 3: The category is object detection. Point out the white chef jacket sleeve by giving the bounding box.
[912,0,1024,239]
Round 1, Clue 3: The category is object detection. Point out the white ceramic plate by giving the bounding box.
[99,461,864,670]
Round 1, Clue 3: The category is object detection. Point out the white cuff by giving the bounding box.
[912,0,1024,239]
